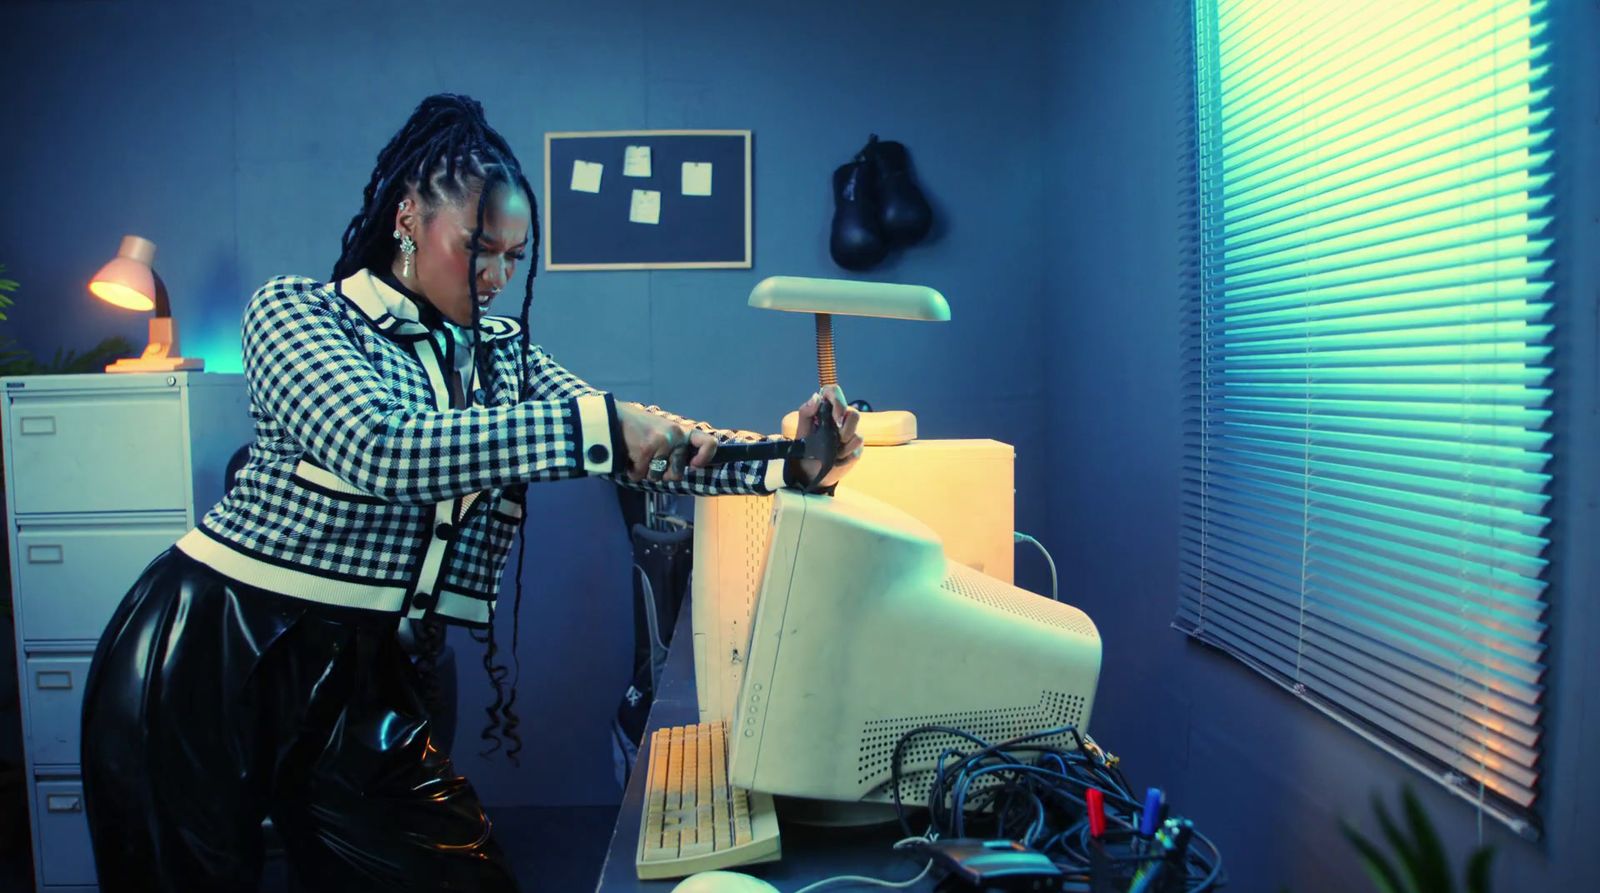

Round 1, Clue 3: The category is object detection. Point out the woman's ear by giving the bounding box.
[393,193,422,240]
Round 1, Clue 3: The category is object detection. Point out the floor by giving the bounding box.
[0,804,620,892]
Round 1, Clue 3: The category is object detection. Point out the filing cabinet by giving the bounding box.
[1,373,250,893]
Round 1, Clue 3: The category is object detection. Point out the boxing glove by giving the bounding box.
[830,158,889,271]
[863,135,933,247]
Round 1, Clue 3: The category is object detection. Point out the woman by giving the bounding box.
[79,93,862,892]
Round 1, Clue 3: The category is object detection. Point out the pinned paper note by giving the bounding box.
[570,160,604,194]
[629,189,661,225]
[682,162,713,197]
[624,146,653,178]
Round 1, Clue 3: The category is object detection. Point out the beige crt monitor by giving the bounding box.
[692,438,1013,725]
[725,488,1100,807]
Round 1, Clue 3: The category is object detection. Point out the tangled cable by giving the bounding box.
[887,724,1225,892]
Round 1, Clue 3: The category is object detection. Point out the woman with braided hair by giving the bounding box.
[79,93,863,892]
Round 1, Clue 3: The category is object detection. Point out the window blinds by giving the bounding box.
[1180,0,1553,834]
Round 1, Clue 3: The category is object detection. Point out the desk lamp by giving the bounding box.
[748,275,948,445]
[89,235,204,373]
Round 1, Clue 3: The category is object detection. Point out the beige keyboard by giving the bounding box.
[636,720,782,879]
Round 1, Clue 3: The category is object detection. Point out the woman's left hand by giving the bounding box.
[788,383,864,491]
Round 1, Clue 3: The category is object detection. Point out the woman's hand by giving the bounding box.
[789,384,864,491]
[615,402,717,483]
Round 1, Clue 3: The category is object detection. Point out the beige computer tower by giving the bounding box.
[692,439,1014,724]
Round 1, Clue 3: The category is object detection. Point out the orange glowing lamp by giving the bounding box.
[89,235,204,373]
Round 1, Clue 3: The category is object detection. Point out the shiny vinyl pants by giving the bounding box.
[80,548,520,892]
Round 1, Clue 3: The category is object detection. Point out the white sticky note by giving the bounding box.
[682,162,713,197]
[629,189,662,225]
[570,159,604,194]
[624,145,653,178]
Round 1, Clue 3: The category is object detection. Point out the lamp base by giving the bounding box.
[105,316,204,373]
[781,409,917,446]
[105,356,205,373]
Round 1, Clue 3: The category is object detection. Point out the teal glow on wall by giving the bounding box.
[186,330,243,373]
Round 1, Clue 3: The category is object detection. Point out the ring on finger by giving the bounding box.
[648,457,669,475]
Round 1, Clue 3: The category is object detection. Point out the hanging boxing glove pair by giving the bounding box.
[830,134,934,271]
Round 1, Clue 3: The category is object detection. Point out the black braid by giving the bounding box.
[507,243,537,757]
[467,165,522,764]
[466,142,542,765]
[460,125,546,767]
[338,94,545,764]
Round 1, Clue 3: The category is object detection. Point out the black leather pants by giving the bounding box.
[80,548,519,892]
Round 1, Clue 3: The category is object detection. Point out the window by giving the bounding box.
[1180,0,1554,835]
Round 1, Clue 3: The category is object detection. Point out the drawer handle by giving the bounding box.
[45,794,83,813]
[35,670,73,691]
[26,544,64,564]
[17,416,56,436]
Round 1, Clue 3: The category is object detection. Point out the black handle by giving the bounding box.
[703,398,842,494]
[802,398,843,493]
[708,439,807,464]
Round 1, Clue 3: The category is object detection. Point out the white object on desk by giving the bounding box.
[724,488,1100,809]
[746,276,950,448]
[692,438,1014,727]
[636,721,781,880]
[671,870,779,892]
[1,372,252,893]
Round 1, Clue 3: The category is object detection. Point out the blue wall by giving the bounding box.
[0,0,1054,806]
[1045,1,1600,891]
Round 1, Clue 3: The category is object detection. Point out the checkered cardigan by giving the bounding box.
[176,270,785,627]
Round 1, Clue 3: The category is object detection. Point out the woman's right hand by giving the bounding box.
[615,402,717,482]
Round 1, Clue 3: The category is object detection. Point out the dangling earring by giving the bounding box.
[395,229,417,277]
[395,199,416,277]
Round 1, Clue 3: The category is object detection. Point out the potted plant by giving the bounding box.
[1341,786,1495,893]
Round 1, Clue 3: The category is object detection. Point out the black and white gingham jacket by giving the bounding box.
[176,269,785,627]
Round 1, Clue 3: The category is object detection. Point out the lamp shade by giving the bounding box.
[90,235,161,313]
[748,276,950,321]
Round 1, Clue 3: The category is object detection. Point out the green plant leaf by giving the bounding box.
[0,265,16,323]
[1372,796,1423,893]
[36,336,139,374]
[1464,846,1494,893]
[1343,820,1408,893]
[1400,787,1454,893]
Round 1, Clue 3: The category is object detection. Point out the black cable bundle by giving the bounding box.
[889,724,1226,892]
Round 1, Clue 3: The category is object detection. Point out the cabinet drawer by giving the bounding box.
[14,524,184,642]
[7,391,188,514]
[23,655,92,769]
[34,780,97,887]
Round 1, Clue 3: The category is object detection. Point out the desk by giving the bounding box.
[594,605,931,892]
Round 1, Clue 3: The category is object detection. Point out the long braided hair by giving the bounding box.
[333,93,542,763]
